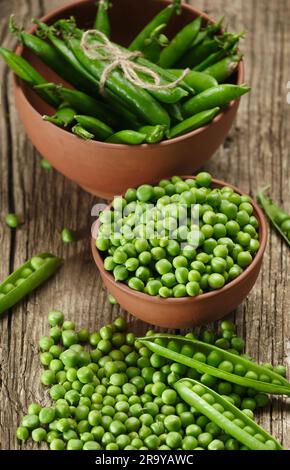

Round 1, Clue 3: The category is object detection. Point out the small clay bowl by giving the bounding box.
[13,0,244,200]
[91,177,267,329]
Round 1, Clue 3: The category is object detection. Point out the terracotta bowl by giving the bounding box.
[14,0,244,200]
[91,177,267,329]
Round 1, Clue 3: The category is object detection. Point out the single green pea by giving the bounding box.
[41,370,56,386]
[50,438,65,450]
[196,172,212,188]
[5,213,20,228]
[39,407,55,424]
[61,228,76,244]
[31,427,47,443]
[16,426,30,441]
[48,310,64,327]
[186,281,200,297]
[208,273,225,289]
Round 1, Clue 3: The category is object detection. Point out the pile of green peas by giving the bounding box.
[16,313,286,450]
[97,173,260,298]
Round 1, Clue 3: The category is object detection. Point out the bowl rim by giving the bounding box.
[91,175,268,304]
[13,0,245,150]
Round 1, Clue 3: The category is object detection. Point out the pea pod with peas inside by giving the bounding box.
[175,379,283,450]
[182,84,251,118]
[139,335,290,395]
[257,187,290,247]
[0,254,62,316]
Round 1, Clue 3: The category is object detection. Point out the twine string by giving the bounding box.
[81,30,190,95]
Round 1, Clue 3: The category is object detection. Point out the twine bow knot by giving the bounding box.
[81,30,189,95]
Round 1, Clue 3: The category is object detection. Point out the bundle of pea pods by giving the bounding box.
[0,0,250,144]
[16,312,288,450]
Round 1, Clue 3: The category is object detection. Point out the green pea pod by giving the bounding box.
[169,69,218,93]
[203,55,242,83]
[34,22,143,128]
[163,103,184,122]
[142,24,168,63]
[43,106,76,127]
[129,0,181,51]
[138,125,166,143]
[257,187,290,247]
[193,34,242,72]
[66,36,170,128]
[106,130,146,145]
[75,32,188,105]
[40,84,121,129]
[169,107,220,139]
[0,254,63,316]
[16,30,92,93]
[34,20,101,97]
[182,84,250,118]
[178,38,221,69]
[94,0,111,37]
[159,16,202,68]
[138,334,290,395]
[137,58,194,95]
[176,379,283,450]
[0,47,60,107]
[190,16,225,49]
[72,124,94,140]
[75,115,114,141]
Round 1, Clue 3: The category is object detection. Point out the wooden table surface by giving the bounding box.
[0,0,289,450]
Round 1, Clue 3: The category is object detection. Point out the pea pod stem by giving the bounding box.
[75,115,114,141]
[129,0,181,52]
[139,334,290,395]
[72,124,94,140]
[142,24,168,63]
[94,0,111,37]
[43,106,76,127]
[176,379,283,450]
[257,187,290,247]
[0,254,63,316]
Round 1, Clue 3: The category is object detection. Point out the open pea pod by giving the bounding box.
[175,379,283,450]
[0,253,63,315]
[139,334,290,395]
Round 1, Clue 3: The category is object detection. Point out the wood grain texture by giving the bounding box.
[0,0,289,449]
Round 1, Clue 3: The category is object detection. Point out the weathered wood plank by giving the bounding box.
[0,0,289,449]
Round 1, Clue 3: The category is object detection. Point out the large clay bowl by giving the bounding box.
[14,0,244,199]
